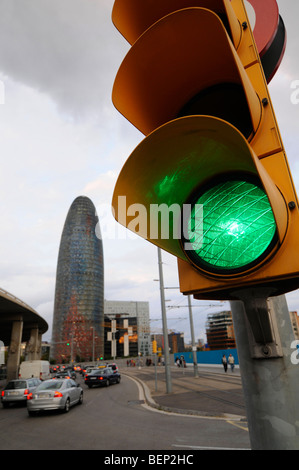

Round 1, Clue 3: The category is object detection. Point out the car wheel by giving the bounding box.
[28,410,37,417]
[106,379,110,387]
[116,377,120,384]
[64,398,70,413]
[78,392,83,405]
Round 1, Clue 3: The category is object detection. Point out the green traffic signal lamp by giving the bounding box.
[183,177,277,274]
[112,115,287,269]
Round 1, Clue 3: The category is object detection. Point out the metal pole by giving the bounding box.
[154,352,158,392]
[157,247,172,393]
[70,334,74,364]
[92,327,95,363]
[188,295,198,377]
[230,291,299,450]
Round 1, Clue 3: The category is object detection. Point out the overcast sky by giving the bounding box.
[0,0,298,344]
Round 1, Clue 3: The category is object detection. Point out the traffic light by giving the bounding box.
[152,340,157,354]
[111,0,299,300]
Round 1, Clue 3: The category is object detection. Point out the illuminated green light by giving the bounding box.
[186,180,277,272]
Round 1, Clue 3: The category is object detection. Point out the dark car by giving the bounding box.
[84,367,121,388]
[1,378,41,408]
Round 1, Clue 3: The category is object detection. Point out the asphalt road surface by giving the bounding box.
[0,374,250,451]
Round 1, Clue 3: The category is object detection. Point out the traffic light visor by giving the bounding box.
[112,7,260,136]
[112,0,240,48]
[112,116,287,269]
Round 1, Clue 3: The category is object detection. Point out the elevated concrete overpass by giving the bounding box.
[0,288,48,380]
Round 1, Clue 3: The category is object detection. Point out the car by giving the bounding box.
[27,378,83,416]
[54,369,76,380]
[1,378,41,408]
[84,367,121,388]
[108,363,119,373]
[82,367,98,377]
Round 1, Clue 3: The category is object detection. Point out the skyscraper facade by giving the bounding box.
[51,196,104,363]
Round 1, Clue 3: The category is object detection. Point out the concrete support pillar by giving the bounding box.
[26,325,40,360]
[6,317,23,381]
[38,332,42,357]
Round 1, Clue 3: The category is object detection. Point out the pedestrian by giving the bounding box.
[228,354,235,372]
[222,354,227,372]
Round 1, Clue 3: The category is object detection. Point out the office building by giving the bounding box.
[104,300,151,357]
[205,311,236,350]
[51,196,104,362]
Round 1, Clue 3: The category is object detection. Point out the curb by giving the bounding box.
[123,372,247,421]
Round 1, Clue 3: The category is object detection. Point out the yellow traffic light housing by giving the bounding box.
[111,0,299,300]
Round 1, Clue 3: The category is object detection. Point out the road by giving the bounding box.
[0,374,250,451]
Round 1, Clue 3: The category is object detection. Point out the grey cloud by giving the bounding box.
[0,0,128,118]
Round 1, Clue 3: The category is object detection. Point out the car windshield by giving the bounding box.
[5,381,27,390]
[37,380,64,390]
[90,370,106,375]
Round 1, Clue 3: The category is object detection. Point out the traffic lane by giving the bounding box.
[0,375,250,450]
[0,374,140,449]
[0,375,143,450]
[81,374,250,450]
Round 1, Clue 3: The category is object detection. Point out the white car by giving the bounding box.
[27,378,83,416]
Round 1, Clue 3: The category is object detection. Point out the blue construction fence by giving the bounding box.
[174,348,239,366]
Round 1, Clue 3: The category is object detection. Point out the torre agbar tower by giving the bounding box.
[51,196,104,363]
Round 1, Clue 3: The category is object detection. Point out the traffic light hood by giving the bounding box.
[112,0,240,48]
[112,116,287,263]
[112,7,260,137]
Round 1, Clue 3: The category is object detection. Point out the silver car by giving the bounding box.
[27,378,83,416]
[1,378,41,408]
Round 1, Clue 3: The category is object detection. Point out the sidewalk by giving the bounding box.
[122,364,247,421]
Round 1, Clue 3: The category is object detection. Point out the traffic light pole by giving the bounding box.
[187,295,198,377]
[230,292,299,450]
[157,247,172,394]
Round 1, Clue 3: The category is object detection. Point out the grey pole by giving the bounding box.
[70,334,74,364]
[188,295,198,377]
[157,247,172,393]
[92,327,95,363]
[230,291,299,450]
